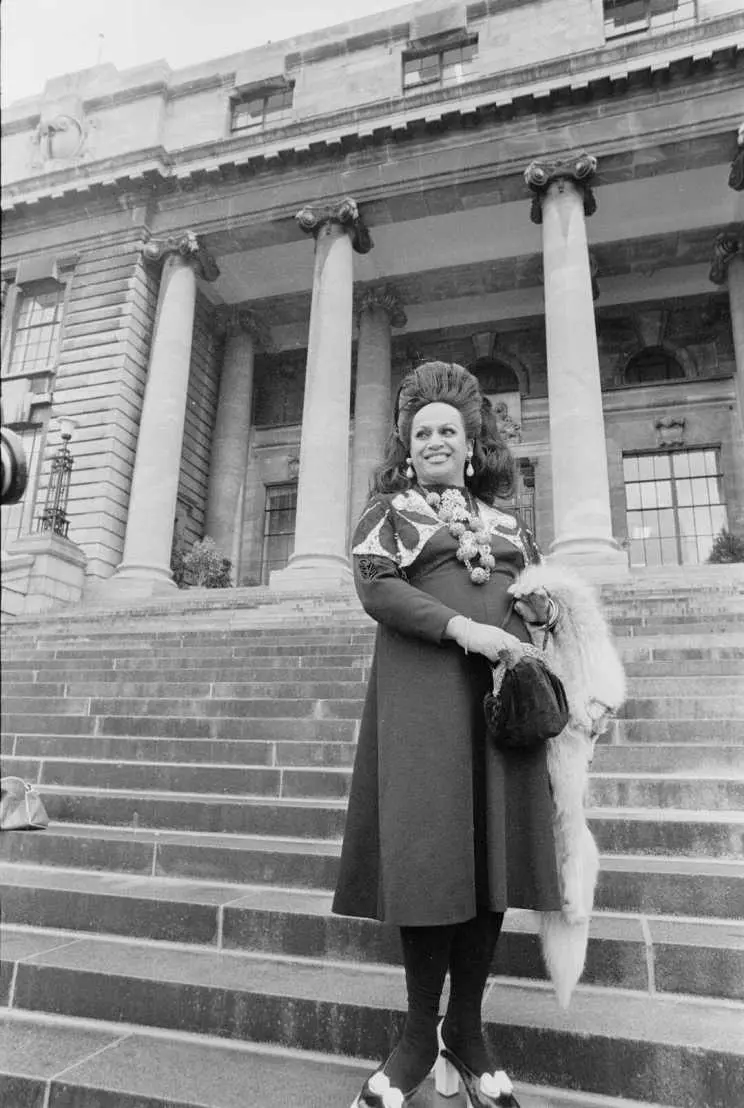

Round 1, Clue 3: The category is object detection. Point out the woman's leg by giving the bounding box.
[440,909,505,1075]
[383,922,456,1092]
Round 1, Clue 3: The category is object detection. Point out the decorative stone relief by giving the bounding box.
[30,96,94,169]
[492,399,523,444]
[709,230,742,286]
[654,416,686,448]
[142,232,220,283]
[729,122,744,192]
[524,152,598,225]
[296,196,372,254]
[355,285,407,328]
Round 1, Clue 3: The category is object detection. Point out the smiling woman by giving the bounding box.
[409,402,471,487]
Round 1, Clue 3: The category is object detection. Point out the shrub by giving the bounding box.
[707,528,744,564]
[181,537,233,587]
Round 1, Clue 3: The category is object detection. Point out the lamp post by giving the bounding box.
[38,417,76,538]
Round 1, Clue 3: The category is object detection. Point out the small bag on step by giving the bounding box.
[0,777,49,831]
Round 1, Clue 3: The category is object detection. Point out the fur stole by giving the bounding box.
[509,563,626,1007]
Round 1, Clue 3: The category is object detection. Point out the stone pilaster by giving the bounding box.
[350,286,406,527]
[204,307,269,577]
[271,197,372,591]
[111,232,219,595]
[710,229,744,426]
[525,153,626,576]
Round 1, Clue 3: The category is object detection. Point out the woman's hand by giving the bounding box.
[445,617,525,664]
[509,585,552,626]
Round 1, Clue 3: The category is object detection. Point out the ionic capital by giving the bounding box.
[709,230,744,286]
[213,305,273,351]
[356,284,407,329]
[142,231,220,282]
[524,152,598,225]
[728,122,744,192]
[296,196,373,255]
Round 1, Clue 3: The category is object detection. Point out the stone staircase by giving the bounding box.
[1,576,743,1108]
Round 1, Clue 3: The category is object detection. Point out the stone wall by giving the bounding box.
[36,235,158,580]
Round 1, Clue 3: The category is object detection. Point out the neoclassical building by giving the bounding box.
[1,0,743,609]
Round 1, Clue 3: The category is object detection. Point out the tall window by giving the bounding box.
[4,283,64,378]
[624,449,727,566]
[604,0,696,39]
[261,484,297,584]
[231,87,293,133]
[403,39,477,91]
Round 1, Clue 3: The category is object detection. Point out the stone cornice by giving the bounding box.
[142,232,220,282]
[355,285,407,328]
[709,229,743,285]
[295,197,372,255]
[524,152,598,224]
[2,21,740,212]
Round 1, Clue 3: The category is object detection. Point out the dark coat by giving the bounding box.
[332,489,561,927]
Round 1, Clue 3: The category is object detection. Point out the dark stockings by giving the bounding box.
[441,909,505,1076]
[383,911,504,1094]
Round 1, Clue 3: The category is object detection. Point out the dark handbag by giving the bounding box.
[484,649,570,751]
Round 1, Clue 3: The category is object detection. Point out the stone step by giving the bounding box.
[2,678,369,700]
[1,653,372,674]
[1,694,366,720]
[2,755,352,801]
[624,658,744,676]
[625,676,744,695]
[0,1012,378,1108]
[1,1011,665,1108]
[597,855,743,918]
[7,733,741,776]
[616,718,744,743]
[1,712,360,740]
[621,695,744,720]
[589,808,744,859]
[2,866,743,1000]
[2,641,378,662]
[593,744,744,774]
[2,925,741,1107]
[5,755,744,811]
[8,733,358,767]
[2,663,371,685]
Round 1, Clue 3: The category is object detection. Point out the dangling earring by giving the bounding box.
[405,457,415,480]
[466,451,474,478]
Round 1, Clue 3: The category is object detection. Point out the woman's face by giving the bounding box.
[409,402,471,487]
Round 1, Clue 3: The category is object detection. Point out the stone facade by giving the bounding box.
[1,0,743,603]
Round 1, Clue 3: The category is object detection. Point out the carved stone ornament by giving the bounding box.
[213,305,273,350]
[729,122,744,192]
[709,230,742,286]
[30,97,91,167]
[493,400,523,444]
[524,152,598,225]
[654,415,686,449]
[142,232,220,282]
[356,285,407,329]
[295,196,373,255]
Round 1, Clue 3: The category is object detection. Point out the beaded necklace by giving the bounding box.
[422,486,496,584]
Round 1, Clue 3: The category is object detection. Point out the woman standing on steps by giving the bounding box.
[334,362,625,1108]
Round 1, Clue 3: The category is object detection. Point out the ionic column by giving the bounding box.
[271,197,372,591]
[205,308,269,576]
[525,153,626,575]
[350,286,406,526]
[710,231,744,421]
[113,232,220,593]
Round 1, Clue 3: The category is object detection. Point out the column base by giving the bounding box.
[92,562,178,601]
[270,554,354,593]
[547,537,629,581]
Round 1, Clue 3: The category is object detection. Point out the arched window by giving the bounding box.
[624,346,684,385]
[472,358,522,394]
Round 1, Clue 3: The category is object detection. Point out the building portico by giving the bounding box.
[2,0,743,610]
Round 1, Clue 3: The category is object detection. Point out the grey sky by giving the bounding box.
[1,0,403,106]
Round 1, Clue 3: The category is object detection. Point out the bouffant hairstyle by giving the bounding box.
[373,360,514,503]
